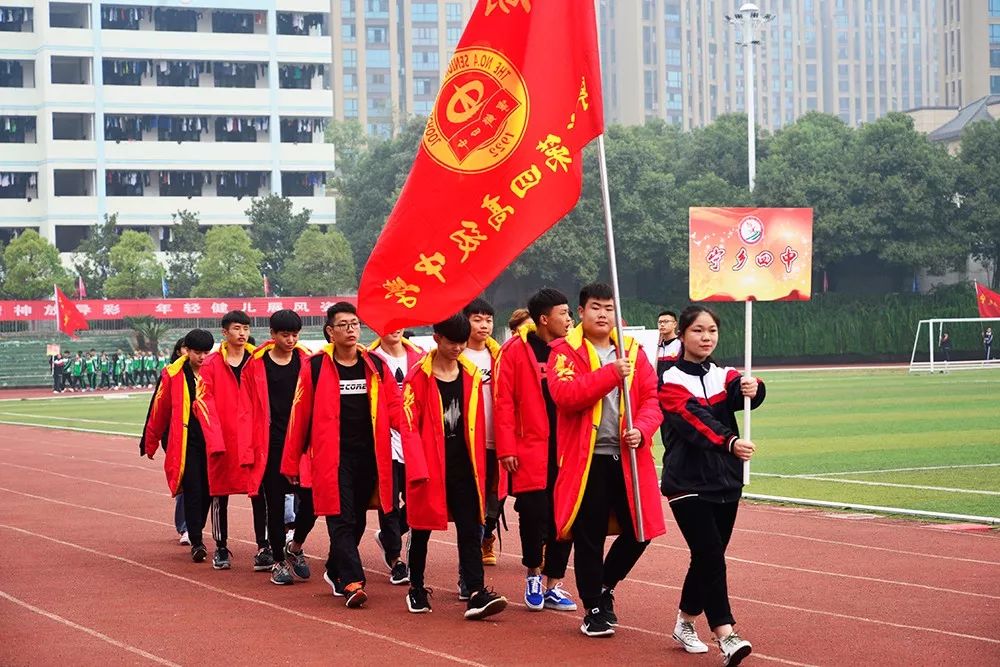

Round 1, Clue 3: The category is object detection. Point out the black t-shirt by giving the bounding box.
[526,332,557,437]
[437,373,472,477]
[336,356,374,451]
[228,349,250,385]
[264,352,300,449]
[183,363,206,449]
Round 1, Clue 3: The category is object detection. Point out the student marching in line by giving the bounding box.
[659,305,765,667]
[243,310,313,585]
[200,310,255,570]
[547,283,666,638]
[400,314,508,620]
[460,298,505,573]
[367,329,425,586]
[143,329,223,562]
[281,302,401,609]
[656,310,682,446]
[495,288,578,613]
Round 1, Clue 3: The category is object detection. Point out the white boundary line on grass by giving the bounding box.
[0,391,152,403]
[752,472,1000,496]
[744,493,999,525]
[0,590,182,666]
[793,463,1000,477]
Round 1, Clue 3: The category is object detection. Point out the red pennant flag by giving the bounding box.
[55,285,89,339]
[976,283,1000,318]
[263,274,271,298]
[76,275,87,299]
[357,0,603,333]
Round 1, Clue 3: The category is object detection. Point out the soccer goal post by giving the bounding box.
[909,317,1000,373]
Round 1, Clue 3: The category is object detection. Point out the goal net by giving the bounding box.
[909,317,1000,373]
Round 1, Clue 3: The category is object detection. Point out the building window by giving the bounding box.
[991,0,1000,17]
[365,0,388,18]
[342,49,357,67]
[343,72,357,91]
[367,26,387,43]
[367,49,390,68]
[412,2,438,22]
[446,3,462,21]
[991,25,1000,45]
[341,23,356,41]
[446,26,461,44]
[343,98,358,118]
[413,26,437,45]
[992,76,1000,94]
[342,0,355,17]
[412,50,439,70]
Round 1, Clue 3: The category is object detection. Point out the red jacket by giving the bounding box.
[494,322,551,494]
[242,341,313,495]
[400,351,487,531]
[280,345,401,516]
[198,342,254,496]
[142,356,224,496]
[367,336,425,368]
[547,325,666,542]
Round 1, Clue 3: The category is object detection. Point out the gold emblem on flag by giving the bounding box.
[422,47,529,174]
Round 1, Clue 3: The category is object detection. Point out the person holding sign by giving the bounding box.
[659,305,765,667]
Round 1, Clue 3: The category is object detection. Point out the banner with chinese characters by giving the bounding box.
[0,296,355,322]
[689,207,813,302]
[357,0,604,334]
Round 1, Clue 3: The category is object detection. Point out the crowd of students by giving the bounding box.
[140,285,765,667]
[50,349,167,392]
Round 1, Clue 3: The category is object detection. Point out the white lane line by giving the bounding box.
[0,420,138,438]
[0,447,156,473]
[791,463,1000,477]
[0,462,168,497]
[0,589,182,666]
[0,411,146,427]
[753,473,1000,496]
[0,523,486,667]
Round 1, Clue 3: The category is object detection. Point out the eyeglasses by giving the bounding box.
[331,320,361,331]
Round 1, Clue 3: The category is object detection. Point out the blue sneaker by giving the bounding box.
[543,583,578,611]
[524,574,544,611]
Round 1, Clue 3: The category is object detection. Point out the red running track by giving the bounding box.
[0,424,997,666]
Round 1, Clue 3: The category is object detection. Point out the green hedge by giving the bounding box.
[623,284,983,362]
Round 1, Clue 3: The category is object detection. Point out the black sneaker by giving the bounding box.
[600,587,618,626]
[212,547,231,570]
[580,607,615,637]
[406,586,432,613]
[457,576,470,601]
[390,561,410,585]
[191,544,208,563]
[323,571,345,597]
[253,547,275,572]
[464,587,508,620]
[284,542,311,579]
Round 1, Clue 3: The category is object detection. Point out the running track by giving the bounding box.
[0,424,997,666]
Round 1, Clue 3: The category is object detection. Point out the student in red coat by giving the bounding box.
[495,288,578,613]
[242,310,314,585]
[400,314,507,620]
[199,310,254,570]
[143,329,224,563]
[547,283,665,638]
[280,302,401,609]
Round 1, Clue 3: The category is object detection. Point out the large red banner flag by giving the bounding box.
[976,283,1000,318]
[357,0,603,333]
[54,285,89,339]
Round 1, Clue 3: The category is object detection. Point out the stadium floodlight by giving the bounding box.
[908,317,1000,373]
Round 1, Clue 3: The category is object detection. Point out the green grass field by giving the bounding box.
[1,369,998,520]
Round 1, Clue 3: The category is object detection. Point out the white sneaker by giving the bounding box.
[717,632,752,667]
[178,531,191,546]
[672,616,708,654]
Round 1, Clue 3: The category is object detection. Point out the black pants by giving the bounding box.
[181,437,212,548]
[251,491,268,549]
[670,496,739,629]
[87,373,96,389]
[100,372,111,388]
[291,486,316,545]
[52,373,63,392]
[262,447,291,561]
[572,454,649,610]
[211,495,229,548]
[483,449,506,537]
[376,460,408,562]
[409,465,484,593]
[325,446,377,586]
[515,440,570,577]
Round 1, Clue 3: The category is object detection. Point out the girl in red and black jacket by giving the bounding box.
[659,305,765,667]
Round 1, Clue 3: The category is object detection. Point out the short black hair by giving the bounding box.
[402,330,416,339]
[270,309,302,333]
[579,282,614,307]
[170,337,186,362]
[528,288,568,324]
[433,314,471,343]
[325,301,357,325]
[463,298,494,318]
[183,329,215,352]
[658,310,677,320]
[221,310,251,328]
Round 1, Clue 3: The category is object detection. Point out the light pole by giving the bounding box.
[724,3,773,483]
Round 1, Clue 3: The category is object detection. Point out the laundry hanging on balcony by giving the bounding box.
[0,7,32,31]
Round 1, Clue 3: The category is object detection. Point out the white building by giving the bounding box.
[0,0,336,252]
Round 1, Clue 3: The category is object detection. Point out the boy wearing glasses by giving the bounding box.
[281,302,401,609]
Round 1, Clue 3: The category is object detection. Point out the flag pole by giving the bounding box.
[596,133,645,543]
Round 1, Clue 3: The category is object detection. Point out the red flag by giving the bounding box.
[976,283,1000,318]
[357,0,603,333]
[55,285,89,339]
[76,275,87,299]
[263,274,271,298]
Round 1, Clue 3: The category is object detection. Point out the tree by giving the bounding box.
[73,213,119,298]
[957,119,1000,289]
[164,209,203,298]
[245,194,310,295]
[2,230,72,299]
[326,119,369,179]
[678,113,768,189]
[282,227,357,295]
[104,230,163,298]
[126,316,172,354]
[193,226,265,298]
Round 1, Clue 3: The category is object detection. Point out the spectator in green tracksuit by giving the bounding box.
[129,353,141,387]
[144,352,157,386]
[113,350,126,387]
[99,352,112,389]
[70,352,84,391]
[85,350,98,390]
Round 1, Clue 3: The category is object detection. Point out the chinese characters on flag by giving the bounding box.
[689,208,814,302]
[357,0,603,333]
[976,283,1000,318]
[54,286,89,339]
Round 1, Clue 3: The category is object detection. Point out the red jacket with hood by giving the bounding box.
[280,345,401,516]
[547,325,666,542]
[198,341,254,496]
